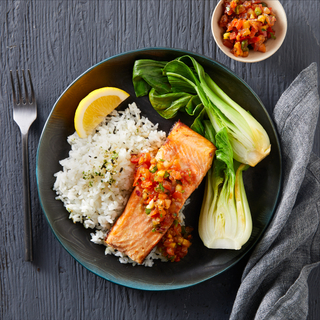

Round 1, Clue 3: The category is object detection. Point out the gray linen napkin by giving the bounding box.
[230,63,320,320]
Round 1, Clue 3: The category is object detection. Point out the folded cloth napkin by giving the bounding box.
[230,63,320,320]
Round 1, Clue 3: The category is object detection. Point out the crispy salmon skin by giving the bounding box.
[106,122,216,264]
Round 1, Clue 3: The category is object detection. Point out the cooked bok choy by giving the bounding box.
[133,55,271,166]
[199,124,252,249]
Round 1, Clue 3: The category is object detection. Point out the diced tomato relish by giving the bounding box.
[131,152,193,261]
[158,222,193,262]
[219,0,276,57]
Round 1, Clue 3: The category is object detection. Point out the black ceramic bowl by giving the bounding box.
[36,48,282,290]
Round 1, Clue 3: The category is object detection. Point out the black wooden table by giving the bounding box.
[1,1,319,319]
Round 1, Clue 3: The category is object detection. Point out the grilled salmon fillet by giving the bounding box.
[106,122,216,264]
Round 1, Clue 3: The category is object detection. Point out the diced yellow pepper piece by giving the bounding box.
[182,239,191,248]
[233,42,244,57]
[243,20,250,29]
[223,32,230,40]
[177,236,184,244]
[258,15,266,23]
[156,170,166,177]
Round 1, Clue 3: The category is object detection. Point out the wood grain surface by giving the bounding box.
[1,1,319,319]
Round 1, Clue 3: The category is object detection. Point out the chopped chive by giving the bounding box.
[145,208,151,214]
[149,165,158,173]
[270,32,276,39]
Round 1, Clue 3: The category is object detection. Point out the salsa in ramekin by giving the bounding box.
[219,0,276,57]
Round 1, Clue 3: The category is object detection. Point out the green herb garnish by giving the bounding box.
[164,171,170,178]
[149,165,158,173]
[158,182,165,192]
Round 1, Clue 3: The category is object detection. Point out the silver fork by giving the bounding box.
[10,70,37,262]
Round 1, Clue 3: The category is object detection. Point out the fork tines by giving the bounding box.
[10,69,35,105]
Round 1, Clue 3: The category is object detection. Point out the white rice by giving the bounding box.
[54,103,170,266]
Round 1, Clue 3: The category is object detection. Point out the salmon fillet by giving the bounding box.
[106,122,216,264]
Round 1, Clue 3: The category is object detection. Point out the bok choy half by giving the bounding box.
[132,55,269,250]
[199,123,252,249]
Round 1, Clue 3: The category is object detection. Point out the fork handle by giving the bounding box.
[22,133,33,261]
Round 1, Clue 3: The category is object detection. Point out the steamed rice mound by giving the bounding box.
[53,103,167,266]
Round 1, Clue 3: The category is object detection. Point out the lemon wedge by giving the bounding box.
[74,87,129,138]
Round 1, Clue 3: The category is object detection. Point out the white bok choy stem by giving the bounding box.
[203,74,271,167]
[198,125,252,250]
[234,163,252,247]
